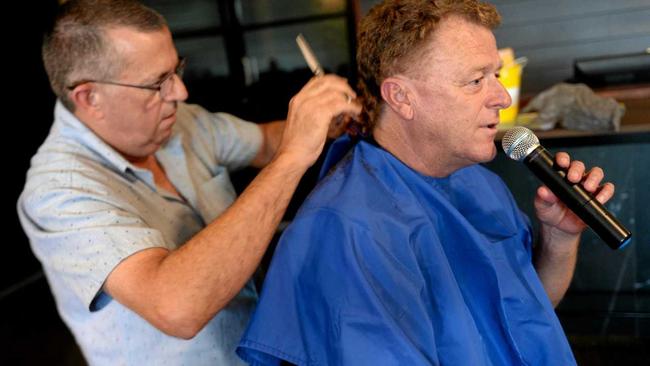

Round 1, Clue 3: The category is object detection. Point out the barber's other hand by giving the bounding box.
[277,75,361,168]
[534,152,615,238]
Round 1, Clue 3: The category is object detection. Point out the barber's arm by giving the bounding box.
[251,104,354,168]
[533,152,615,307]
[105,75,361,339]
[250,120,284,168]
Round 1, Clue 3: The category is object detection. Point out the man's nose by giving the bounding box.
[165,74,189,102]
[490,77,512,110]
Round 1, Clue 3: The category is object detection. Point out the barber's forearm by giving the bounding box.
[143,153,307,337]
[534,225,581,307]
[107,75,359,338]
[251,121,285,168]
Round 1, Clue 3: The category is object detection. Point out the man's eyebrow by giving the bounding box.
[150,69,173,84]
[146,63,178,84]
[153,57,185,83]
[470,62,502,74]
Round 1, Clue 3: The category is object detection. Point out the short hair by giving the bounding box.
[42,0,167,111]
[355,0,501,134]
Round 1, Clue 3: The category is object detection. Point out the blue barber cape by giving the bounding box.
[238,137,576,366]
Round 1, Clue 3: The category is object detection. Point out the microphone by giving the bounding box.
[502,126,632,250]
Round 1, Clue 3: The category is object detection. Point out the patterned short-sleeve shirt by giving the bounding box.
[18,101,263,365]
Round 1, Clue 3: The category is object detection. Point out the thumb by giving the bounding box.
[534,186,562,220]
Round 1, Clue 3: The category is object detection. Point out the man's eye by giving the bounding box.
[469,77,483,86]
[151,80,165,89]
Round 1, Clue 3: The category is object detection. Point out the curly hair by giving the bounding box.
[42,0,167,111]
[355,0,500,134]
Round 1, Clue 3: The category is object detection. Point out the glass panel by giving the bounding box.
[238,0,345,25]
[244,19,349,75]
[360,0,382,16]
[144,0,220,33]
[175,36,229,77]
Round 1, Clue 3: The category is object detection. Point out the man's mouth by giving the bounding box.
[162,111,176,121]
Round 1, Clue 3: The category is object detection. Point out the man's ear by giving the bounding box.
[380,77,414,120]
[69,83,102,117]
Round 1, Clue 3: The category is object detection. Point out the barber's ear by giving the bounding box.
[380,77,414,120]
[69,83,101,115]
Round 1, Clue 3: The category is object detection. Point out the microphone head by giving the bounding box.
[502,126,540,161]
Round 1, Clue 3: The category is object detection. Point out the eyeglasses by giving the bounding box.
[67,57,186,100]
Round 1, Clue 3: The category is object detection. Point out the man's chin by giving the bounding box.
[476,146,498,164]
[153,129,173,147]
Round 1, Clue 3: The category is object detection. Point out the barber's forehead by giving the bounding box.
[106,26,171,55]
[107,27,176,69]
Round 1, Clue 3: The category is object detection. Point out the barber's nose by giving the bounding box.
[166,74,188,102]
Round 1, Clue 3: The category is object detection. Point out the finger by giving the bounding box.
[290,85,358,117]
[594,182,615,205]
[536,185,559,205]
[308,90,362,119]
[298,74,357,100]
[291,75,336,102]
[286,93,361,142]
[582,167,604,192]
[555,152,570,169]
[314,83,357,103]
[289,87,340,119]
[534,187,560,219]
[566,160,585,183]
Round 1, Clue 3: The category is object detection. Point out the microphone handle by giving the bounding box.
[525,146,632,250]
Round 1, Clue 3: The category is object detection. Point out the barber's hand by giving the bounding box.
[277,75,361,168]
[534,152,616,237]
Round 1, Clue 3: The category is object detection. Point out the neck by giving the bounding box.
[373,114,457,178]
[127,154,156,169]
[71,106,159,170]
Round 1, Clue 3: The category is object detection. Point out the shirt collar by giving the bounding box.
[53,100,141,175]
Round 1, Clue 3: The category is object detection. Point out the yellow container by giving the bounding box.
[498,61,524,125]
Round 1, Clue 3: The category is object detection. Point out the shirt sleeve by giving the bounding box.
[18,176,168,311]
[238,208,437,366]
[179,103,263,171]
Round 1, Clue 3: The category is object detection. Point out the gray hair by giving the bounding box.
[42,0,167,111]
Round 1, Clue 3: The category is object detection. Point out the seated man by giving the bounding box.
[237,0,614,365]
